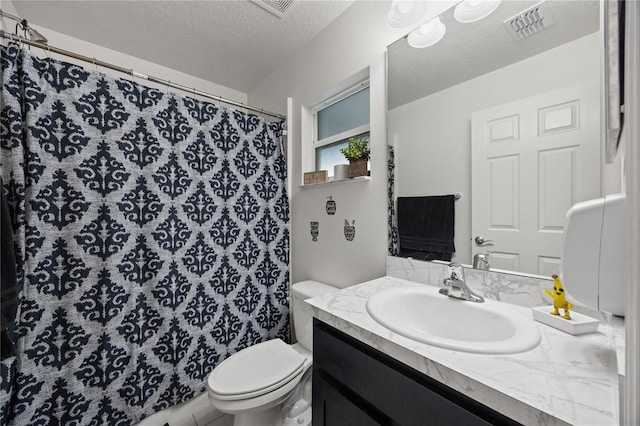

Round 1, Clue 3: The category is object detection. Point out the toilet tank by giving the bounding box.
[291,281,339,350]
[560,193,626,316]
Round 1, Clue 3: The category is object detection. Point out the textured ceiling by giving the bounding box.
[388,0,600,110]
[9,0,355,93]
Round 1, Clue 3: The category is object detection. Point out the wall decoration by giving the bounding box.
[303,170,328,185]
[344,220,356,241]
[325,196,336,215]
[310,221,319,241]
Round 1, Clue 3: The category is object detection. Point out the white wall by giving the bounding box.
[1,0,247,105]
[388,33,603,265]
[248,1,407,288]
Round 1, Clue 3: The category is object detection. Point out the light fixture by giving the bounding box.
[386,0,428,29]
[0,9,48,43]
[454,0,502,23]
[407,16,446,48]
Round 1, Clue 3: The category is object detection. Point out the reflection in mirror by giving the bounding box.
[387,0,622,276]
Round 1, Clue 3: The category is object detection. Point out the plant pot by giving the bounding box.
[349,159,368,178]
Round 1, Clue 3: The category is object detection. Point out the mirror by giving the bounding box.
[386,0,619,276]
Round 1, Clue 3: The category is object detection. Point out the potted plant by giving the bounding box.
[340,136,370,178]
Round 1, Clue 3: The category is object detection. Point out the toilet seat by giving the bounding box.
[207,339,308,401]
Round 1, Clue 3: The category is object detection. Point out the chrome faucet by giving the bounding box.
[472,252,491,271]
[439,263,485,303]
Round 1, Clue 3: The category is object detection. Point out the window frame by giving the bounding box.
[312,80,370,174]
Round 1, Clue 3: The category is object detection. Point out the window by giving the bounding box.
[314,84,370,177]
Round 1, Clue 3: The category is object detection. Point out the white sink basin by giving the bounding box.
[366,286,541,354]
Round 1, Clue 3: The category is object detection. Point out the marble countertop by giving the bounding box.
[306,276,620,426]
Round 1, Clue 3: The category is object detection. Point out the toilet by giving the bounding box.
[206,280,338,426]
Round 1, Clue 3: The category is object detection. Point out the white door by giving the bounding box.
[471,80,601,276]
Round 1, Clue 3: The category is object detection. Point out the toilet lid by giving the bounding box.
[207,339,307,400]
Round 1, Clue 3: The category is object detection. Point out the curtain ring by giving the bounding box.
[14,23,25,49]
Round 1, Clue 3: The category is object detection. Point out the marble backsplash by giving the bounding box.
[386,256,555,308]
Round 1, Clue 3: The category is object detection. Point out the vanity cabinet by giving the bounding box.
[312,319,520,426]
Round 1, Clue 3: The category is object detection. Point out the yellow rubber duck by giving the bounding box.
[545,275,573,320]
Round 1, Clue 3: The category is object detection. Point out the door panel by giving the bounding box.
[472,80,600,276]
[488,155,519,229]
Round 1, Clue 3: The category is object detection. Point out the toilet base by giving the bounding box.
[230,404,311,426]
[232,405,281,426]
[283,405,311,426]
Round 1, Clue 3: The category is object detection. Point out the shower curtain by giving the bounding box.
[388,145,399,256]
[0,42,289,425]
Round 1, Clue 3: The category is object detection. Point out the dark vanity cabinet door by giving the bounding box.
[313,373,391,426]
[312,319,521,426]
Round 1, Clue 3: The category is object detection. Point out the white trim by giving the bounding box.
[311,79,370,147]
[301,68,371,186]
[310,80,371,175]
[314,124,371,148]
[625,1,640,424]
[304,68,369,107]
[286,97,294,292]
[298,176,370,189]
[287,97,294,199]
[311,79,370,112]
[301,105,315,180]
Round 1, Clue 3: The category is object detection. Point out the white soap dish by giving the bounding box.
[532,306,599,335]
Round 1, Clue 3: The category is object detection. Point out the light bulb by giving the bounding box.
[387,0,428,29]
[418,19,437,34]
[398,0,413,15]
[408,16,446,48]
[454,0,502,23]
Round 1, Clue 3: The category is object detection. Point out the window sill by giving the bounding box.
[299,176,370,189]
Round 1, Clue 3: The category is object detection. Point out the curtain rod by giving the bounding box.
[0,30,286,121]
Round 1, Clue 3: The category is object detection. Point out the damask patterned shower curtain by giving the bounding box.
[388,145,399,256]
[0,42,289,425]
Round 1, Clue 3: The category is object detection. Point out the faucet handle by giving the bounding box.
[447,262,465,280]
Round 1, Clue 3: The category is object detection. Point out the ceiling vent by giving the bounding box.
[504,1,556,41]
[250,0,294,18]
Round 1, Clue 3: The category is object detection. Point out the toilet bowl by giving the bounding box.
[206,281,338,426]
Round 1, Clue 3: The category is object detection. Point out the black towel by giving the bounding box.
[1,177,17,360]
[397,195,455,261]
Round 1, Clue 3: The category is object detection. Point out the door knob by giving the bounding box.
[474,236,494,246]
